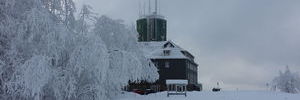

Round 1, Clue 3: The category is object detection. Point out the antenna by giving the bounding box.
[143,1,146,16]
[138,1,141,17]
[158,0,161,14]
[148,0,151,14]
[155,0,158,14]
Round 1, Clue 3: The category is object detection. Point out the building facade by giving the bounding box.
[136,41,201,91]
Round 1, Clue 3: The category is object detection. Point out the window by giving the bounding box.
[163,50,170,56]
[165,61,170,68]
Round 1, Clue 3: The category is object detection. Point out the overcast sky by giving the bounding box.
[74,0,300,90]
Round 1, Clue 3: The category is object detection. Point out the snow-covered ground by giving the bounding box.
[117,91,300,100]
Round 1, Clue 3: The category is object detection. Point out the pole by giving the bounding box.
[155,0,158,14]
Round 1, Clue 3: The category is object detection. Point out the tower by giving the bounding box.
[137,0,167,42]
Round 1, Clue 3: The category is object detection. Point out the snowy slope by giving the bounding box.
[116,91,300,100]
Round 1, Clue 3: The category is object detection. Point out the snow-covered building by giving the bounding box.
[138,41,201,91]
[128,0,201,92]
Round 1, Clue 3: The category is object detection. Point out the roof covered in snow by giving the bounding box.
[166,79,188,85]
[139,41,195,60]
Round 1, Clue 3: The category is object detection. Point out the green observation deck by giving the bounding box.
[137,13,167,42]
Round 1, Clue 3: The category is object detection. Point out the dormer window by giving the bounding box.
[163,50,170,56]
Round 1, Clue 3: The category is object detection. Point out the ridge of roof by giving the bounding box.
[139,40,189,59]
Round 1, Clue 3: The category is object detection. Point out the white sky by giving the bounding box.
[74,0,300,91]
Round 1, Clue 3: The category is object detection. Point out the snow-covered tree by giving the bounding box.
[93,15,159,97]
[272,66,300,93]
[75,4,96,35]
[0,0,158,100]
[41,0,76,30]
